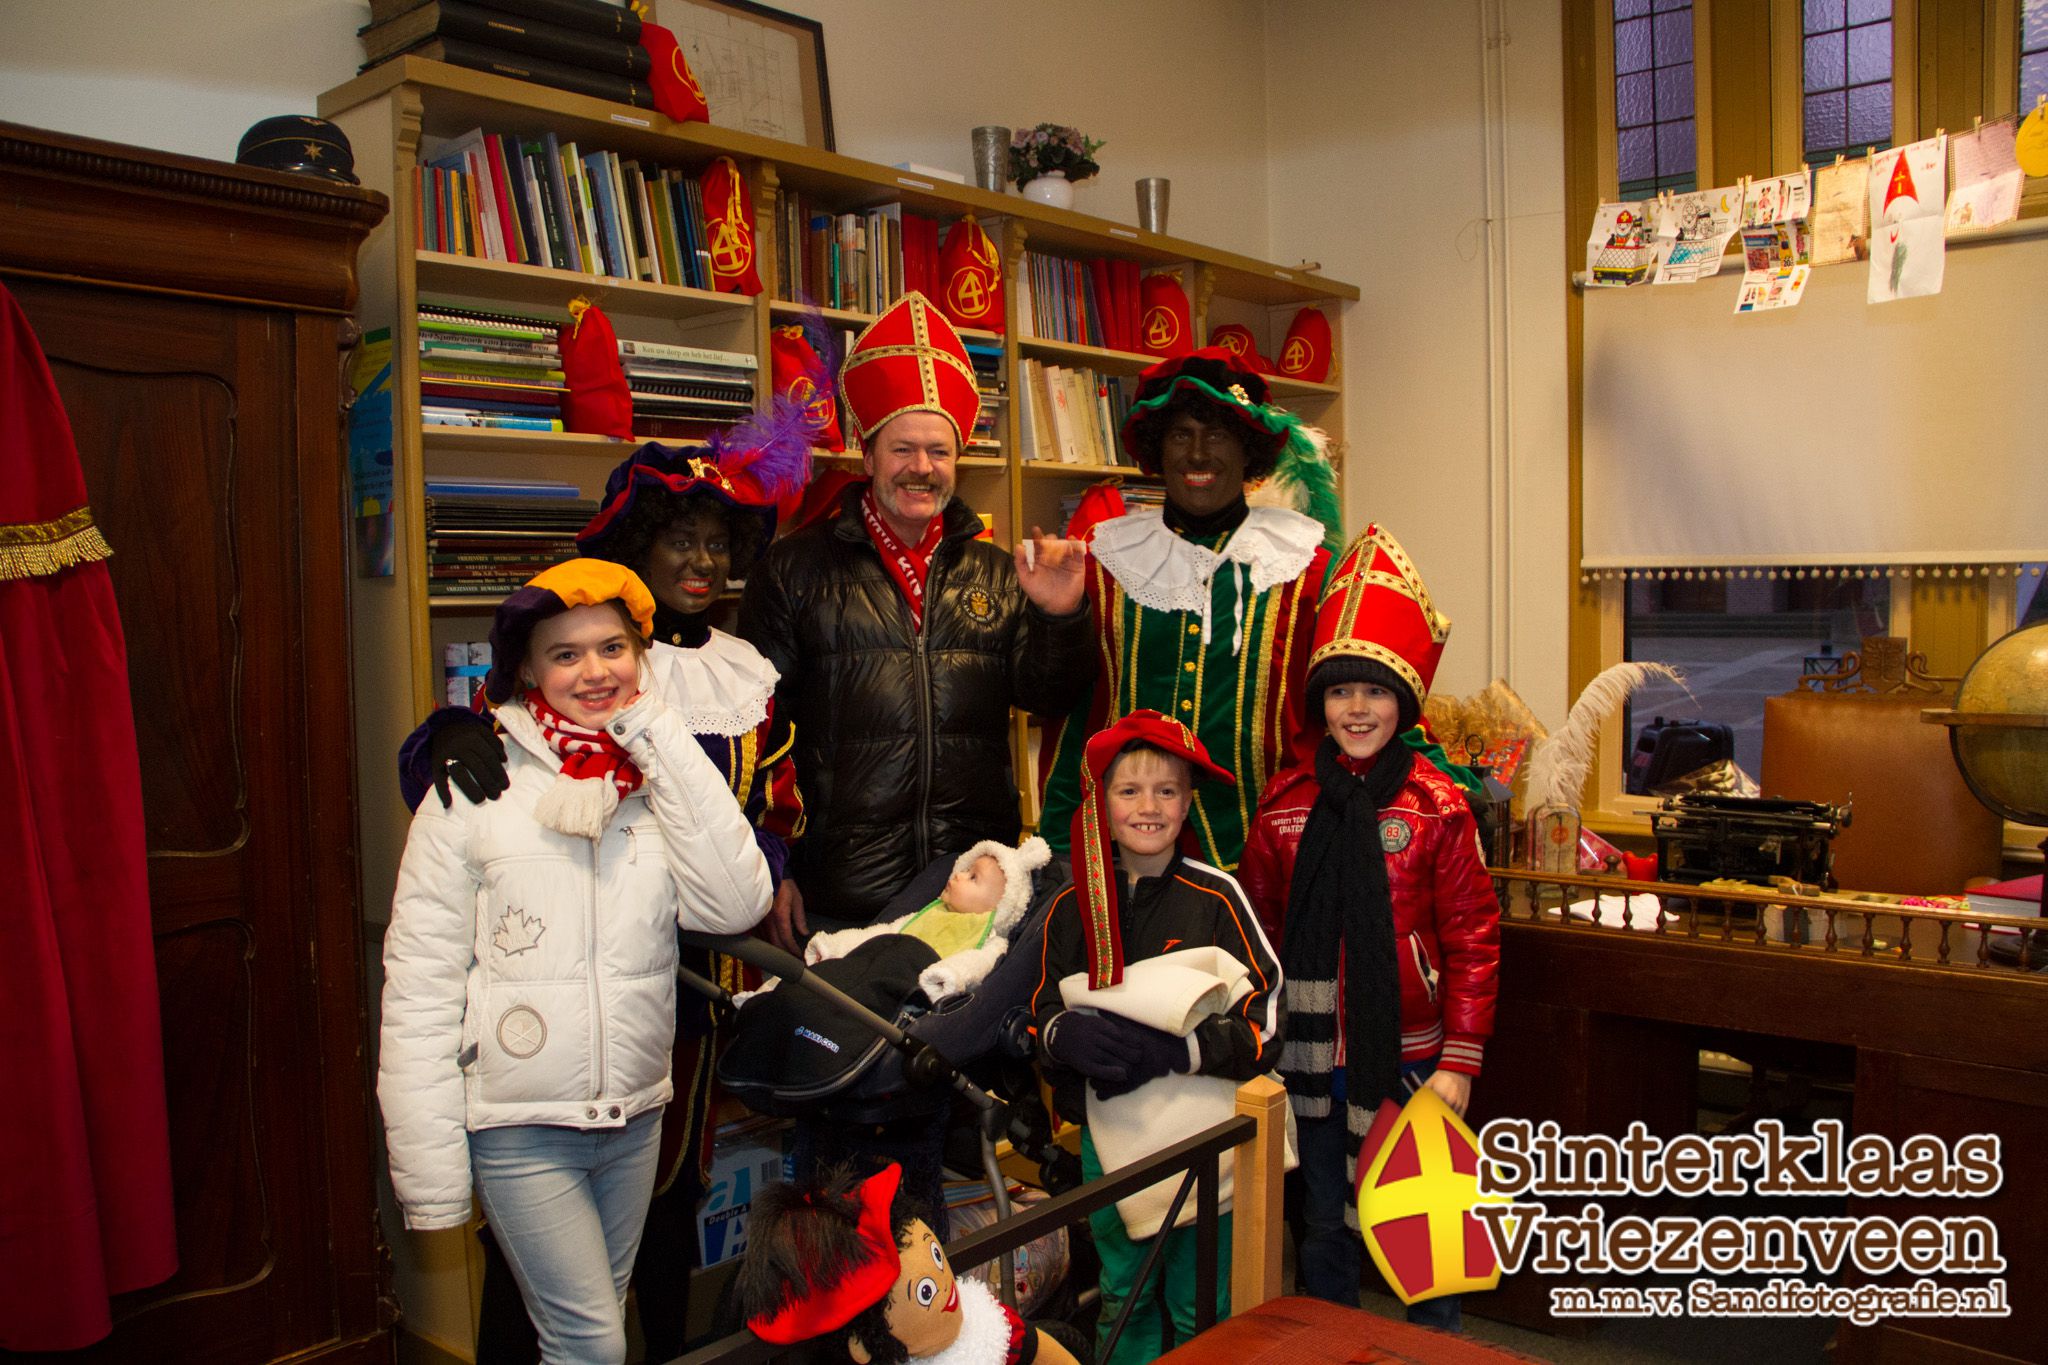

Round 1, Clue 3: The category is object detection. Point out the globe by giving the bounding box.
[1937,620,2048,826]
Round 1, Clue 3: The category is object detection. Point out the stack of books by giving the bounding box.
[419,303,566,430]
[1016,253,1146,351]
[415,125,722,289]
[964,339,1005,455]
[360,0,655,109]
[425,476,594,599]
[773,197,945,314]
[1016,361,1139,466]
[619,339,757,439]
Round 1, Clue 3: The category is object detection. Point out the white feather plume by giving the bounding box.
[1524,662,1687,811]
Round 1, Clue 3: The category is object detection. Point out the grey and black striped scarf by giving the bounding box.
[1279,737,1412,1192]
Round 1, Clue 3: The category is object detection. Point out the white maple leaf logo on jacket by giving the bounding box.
[492,906,546,956]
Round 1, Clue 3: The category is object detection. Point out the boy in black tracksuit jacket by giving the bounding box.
[1025,710,1283,1364]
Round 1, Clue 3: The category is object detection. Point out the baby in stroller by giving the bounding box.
[804,838,1053,1003]
[714,838,1071,1238]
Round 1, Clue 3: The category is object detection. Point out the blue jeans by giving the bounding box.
[1294,1058,1463,1333]
[470,1110,663,1364]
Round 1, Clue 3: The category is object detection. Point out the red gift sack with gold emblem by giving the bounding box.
[1277,306,1332,382]
[558,299,635,439]
[937,216,1004,331]
[1137,273,1193,358]
[700,156,764,296]
[770,324,843,452]
[1208,322,1275,373]
[639,23,710,124]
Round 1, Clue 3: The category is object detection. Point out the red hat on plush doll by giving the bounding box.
[838,291,980,448]
[701,156,764,295]
[1071,710,1235,989]
[558,299,634,439]
[639,22,710,124]
[770,323,844,452]
[1138,273,1194,358]
[937,216,1004,331]
[742,1165,902,1345]
[1276,306,1333,382]
[1310,522,1452,712]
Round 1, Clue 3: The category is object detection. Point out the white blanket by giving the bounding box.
[1060,947,1293,1240]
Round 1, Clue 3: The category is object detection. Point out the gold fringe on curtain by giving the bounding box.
[0,505,113,581]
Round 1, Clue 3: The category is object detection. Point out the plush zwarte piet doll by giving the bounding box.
[736,1165,1079,1365]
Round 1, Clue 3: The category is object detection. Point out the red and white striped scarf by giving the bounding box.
[861,487,944,631]
[524,690,643,835]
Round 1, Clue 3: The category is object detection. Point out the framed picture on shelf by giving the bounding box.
[655,0,834,151]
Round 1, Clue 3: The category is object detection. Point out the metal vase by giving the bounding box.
[972,126,1010,192]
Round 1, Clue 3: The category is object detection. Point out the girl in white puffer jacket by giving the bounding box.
[377,561,771,1364]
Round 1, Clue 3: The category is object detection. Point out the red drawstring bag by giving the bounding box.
[558,299,634,439]
[640,23,711,125]
[770,324,843,452]
[701,157,764,296]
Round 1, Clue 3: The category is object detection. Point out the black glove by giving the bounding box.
[1043,1010,1142,1085]
[1090,1021,1192,1100]
[429,717,509,808]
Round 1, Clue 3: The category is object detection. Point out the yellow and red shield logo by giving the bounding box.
[1355,1086,1509,1305]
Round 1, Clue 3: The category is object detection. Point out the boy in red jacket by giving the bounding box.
[1237,523,1499,1330]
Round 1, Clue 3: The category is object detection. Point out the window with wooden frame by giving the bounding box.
[1565,0,2047,853]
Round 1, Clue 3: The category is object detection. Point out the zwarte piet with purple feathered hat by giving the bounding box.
[575,394,818,566]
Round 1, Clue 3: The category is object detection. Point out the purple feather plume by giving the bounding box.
[707,393,816,502]
[794,296,843,380]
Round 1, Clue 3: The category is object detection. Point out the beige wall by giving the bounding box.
[1262,0,1571,725]
[0,0,1273,259]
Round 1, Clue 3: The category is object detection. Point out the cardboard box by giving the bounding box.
[696,1124,791,1267]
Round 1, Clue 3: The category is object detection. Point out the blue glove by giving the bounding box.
[1044,1011,1142,1085]
[1091,1020,1192,1100]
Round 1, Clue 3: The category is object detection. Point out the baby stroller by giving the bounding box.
[679,851,1074,1307]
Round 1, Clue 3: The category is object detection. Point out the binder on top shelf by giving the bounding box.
[366,0,644,40]
[360,0,654,77]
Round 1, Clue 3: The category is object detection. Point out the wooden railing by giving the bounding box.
[1490,868,2046,974]
[672,1078,1288,1364]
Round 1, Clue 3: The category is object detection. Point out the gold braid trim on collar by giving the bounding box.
[0,505,112,581]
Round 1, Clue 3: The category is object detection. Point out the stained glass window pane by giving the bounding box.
[2022,50,2048,108]
[1657,64,1694,120]
[1806,91,1847,151]
[1847,83,1891,145]
[1806,31,1846,88]
[2025,1,2048,111]
[1848,0,1889,23]
[1616,0,1651,17]
[2025,0,2048,48]
[1617,18,1654,74]
[1848,22,1890,84]
[1618,72,1654,127]
[1654,0,1689,12]
[1619,128,1656,182]
[1806,0,1845,31]
[1659,118,1697,176]
[1654,10,1693,64]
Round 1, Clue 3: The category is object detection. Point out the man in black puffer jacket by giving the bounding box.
[744,293,1091,941]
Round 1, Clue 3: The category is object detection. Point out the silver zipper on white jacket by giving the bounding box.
[589,834,606,1102]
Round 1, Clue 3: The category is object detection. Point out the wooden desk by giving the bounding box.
[1469,873,2046,1364]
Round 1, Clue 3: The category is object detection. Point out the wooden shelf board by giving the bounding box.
[416,251,753,316]
[1020,463,1157,480]
[766,297,1001,343]
[1017,336,1161,373]
[319,58,1358,306]
[422,426,632,458]
[1265,374,1342,400]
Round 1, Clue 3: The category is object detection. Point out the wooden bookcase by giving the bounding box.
[319,53,1358,929]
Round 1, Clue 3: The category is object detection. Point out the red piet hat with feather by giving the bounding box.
[744,1164,902,1345]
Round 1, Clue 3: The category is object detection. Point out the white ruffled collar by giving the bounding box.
[911,1277,1015,1365]
[1089,505,1322,654]
[647,628,779,737]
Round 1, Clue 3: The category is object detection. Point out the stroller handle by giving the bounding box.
[678,930,996,1113]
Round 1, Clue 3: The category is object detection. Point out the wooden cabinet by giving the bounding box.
[0,123,390,1365]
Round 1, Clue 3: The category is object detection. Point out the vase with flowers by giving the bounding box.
[1009,123,1104,209]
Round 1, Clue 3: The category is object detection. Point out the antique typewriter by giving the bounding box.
[1651,794,1852,891]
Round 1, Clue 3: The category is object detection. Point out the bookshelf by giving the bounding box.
[319,50,1356,944]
